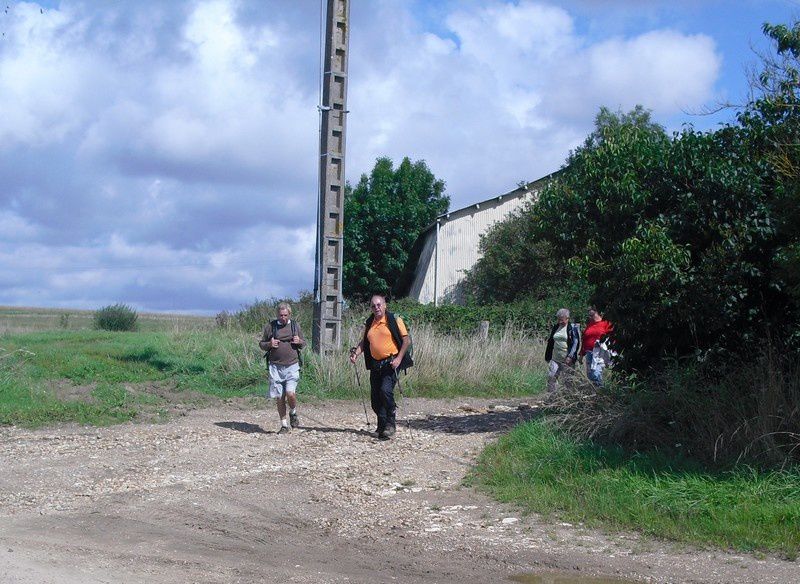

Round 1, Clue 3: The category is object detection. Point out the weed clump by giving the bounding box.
[94,304,138,332]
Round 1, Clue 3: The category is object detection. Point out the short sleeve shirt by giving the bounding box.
[582,319,612,355]
[367,315,408,360]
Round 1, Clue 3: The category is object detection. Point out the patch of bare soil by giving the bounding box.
[0,398,797,584]
[49,379,98,403]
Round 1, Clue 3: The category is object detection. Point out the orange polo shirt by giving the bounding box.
[367,314,408,360]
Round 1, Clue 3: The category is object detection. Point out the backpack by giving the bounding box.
[263,319,303,368]
[362,311,414,371]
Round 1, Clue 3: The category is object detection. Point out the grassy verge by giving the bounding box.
[0,378,140,427]
[0,322,546,427]
[0,329,265,427]
[308,320,547,400]
[469,419,800,558]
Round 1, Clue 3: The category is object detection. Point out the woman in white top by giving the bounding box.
[544,308,581,392]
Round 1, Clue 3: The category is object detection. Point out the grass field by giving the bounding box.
[470,419,800,558]
[0,306,547,428]
[0,305,214,333]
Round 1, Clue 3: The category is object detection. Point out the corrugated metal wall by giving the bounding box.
[409,185,535,304]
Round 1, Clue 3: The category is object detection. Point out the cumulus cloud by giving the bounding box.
[0,0,728,312]
[348,0,721,203]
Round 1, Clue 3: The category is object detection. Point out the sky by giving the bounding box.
[0,0,798,314]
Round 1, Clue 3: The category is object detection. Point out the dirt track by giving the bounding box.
[0,397,797,584]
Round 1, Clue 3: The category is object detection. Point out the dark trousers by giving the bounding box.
[369,364,397,431]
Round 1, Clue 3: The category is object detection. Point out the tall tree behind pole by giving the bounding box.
[313,0,350,353]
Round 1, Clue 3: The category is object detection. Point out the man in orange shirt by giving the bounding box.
[350,294,411,440]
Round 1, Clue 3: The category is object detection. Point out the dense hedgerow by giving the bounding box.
[388,292,587,338]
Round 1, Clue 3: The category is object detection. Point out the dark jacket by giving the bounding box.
[544,322,580,363]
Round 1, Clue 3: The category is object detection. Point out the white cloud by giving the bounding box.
[585,30,720,111]
[0,0,731,312]
[349,0,721,204]
[447,1,578,63]
[0,4,95,147]
[0,211,40,241]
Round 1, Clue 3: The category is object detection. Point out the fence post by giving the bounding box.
[478,320,489,341]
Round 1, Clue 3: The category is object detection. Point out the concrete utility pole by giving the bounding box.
[312,0,350,353]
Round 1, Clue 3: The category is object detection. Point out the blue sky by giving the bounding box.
[0,0,798,314]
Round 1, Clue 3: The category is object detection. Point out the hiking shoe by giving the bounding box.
[289,411,300,429]
[377,430,390,441]
[277,425,290,435]
[383,424,396,437]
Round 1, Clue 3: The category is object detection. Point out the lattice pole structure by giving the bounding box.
[312,0,349,354]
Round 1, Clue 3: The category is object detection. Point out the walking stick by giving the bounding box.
[350,348,371,428]
[393,367,415,439]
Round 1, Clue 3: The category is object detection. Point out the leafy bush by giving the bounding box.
[93,304,138,332]
[461,203,578,304]
[214,310,231,329]
[533,99,795,371]
[234,300,274,333]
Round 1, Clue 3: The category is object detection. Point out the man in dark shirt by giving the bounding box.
[259,303,306,434]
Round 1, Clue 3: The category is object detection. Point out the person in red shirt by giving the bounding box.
[581,306,613,386]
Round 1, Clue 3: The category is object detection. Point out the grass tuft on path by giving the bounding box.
[469,420,800,558]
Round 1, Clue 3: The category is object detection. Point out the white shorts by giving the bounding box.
[268,363,300,399]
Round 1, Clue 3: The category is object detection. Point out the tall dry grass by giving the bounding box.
[301,320,547,398]
[217,319,548,398]
[543,348,800,468]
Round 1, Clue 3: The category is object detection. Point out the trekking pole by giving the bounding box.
[350,348,371,428]
[393,368,415,440]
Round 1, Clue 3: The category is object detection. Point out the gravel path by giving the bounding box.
[0,397,797,584]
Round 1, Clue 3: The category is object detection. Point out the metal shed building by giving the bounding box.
[395,173,554,305]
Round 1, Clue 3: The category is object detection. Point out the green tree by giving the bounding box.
[536,100,791,371]
[343,157,449,301]
[740,22,800,318]
[462,201,586,305]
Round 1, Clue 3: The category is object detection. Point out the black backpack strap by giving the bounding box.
[386,312,413,370]
[264,319,278,364]
[362,315,375,370]
[385,312,402,352]
[290,319,302,367]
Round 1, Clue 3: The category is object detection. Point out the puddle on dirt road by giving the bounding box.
[509,573,636,584]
